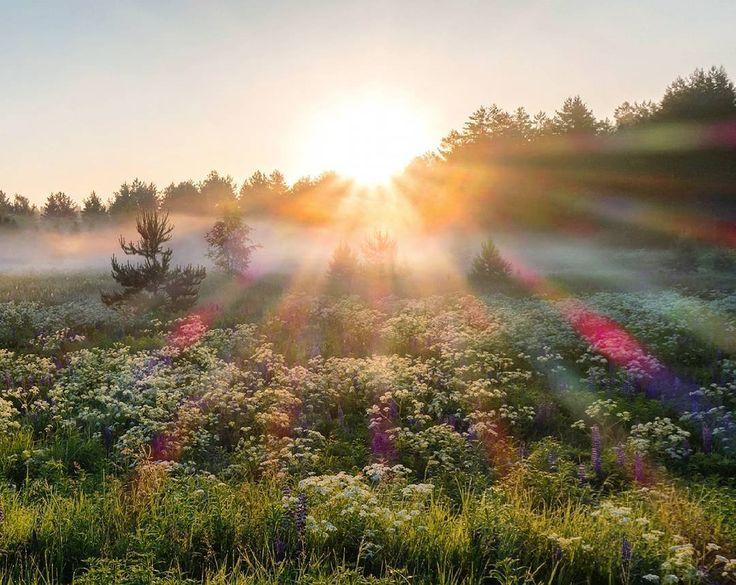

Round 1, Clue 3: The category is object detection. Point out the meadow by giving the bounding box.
[0,246,734,585]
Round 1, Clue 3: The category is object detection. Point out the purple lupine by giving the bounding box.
[621,537,632,566]
[702,424,713,454]
[547,451,558,470]
[371,427,395,460]
[615,444,626,467]
[443,414,459,431]
[518,443,529,460]
[388,399,398,420]
[634,451,644,483]
[274,533,286,562]
[294,492,308,548]
[591,425,602,476]
[578,463,587,484]
[337,404,346,430]
[465,428,477,444]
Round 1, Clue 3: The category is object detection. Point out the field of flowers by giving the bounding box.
[0,276,735,584]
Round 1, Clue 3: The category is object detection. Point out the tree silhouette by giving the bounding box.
[0,192,13,216]
[81,192,107,220]
[11,195,34,216]
[205,212,260,276]
[614,101,659,129]
[42,192,78,219]
[469,239,511,288]
[161,180,200,214]
[200,171,237,214]
[657,66,736,122]
[102,209,206,312]
[550,96,602,135]
[108,179,158,215]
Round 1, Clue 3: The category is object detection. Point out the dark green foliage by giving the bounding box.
[199,170,238,214]
[550,96,607,135]
[108,179,158,216]
[161,180,200,214]
[102,210,205,312]
[43,192,78,220]
[469,238,511,288]
[614,100,659,129]
[0,190,12,215]
[657,66,736,122]
[11,194,34,216]
[81,192,107,221]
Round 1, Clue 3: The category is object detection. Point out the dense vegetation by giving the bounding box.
[0,251,734,583]
[0,64,735,583]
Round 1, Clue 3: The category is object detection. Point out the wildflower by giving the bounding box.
[294,492,308,539]
[621,537,632,566]
[634,451,644,483]
[577,463,587,483]
[615,443,626,466]
[591,425,602,476]
[274,533,286,562]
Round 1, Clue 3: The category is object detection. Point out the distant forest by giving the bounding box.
[2,66,735,233]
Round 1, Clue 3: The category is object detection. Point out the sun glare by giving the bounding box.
[301,94,434,185]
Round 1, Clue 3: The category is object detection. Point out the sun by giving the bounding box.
[301,93,434,185]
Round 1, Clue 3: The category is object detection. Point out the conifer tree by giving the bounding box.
[469,238,511,288]
[102,209,205,312]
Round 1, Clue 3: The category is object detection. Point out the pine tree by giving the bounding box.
[550,96,602,135]
[469,238,511,288]
[102,209,205,312]
[81,191,107,221]
[42,192,78,220]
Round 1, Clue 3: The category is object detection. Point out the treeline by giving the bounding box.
[2,66,735,231]
[402,66,736,230]
[0,170,347,229]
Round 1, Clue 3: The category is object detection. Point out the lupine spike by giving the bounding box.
[615,444,626,467]
[634,451,644,483]
[591,425,602,476]
[621,536,632,566]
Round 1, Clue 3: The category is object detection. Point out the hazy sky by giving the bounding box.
[2,0,735,203]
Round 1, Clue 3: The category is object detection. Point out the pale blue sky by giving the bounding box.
[1,0,735,202]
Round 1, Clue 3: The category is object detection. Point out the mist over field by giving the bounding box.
[2,2,736,583]
[0,216,673,294]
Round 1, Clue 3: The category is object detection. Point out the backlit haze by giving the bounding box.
[2,0,735,202]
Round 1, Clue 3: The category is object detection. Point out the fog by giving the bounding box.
[0,215,670,294]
